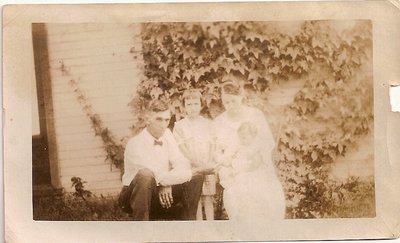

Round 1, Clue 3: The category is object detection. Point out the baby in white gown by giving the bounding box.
[217,122,286,221]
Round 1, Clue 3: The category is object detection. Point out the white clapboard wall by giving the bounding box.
[46,23,143,195]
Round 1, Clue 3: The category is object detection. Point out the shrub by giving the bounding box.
[34,177,130,221]
[33,193,132,221]
[285,176,375,218]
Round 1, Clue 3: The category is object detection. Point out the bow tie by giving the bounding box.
[154,139,163,146]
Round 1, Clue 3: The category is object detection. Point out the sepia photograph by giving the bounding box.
[4,2,400,242]
[32,20,374,221]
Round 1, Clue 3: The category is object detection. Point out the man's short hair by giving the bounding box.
[222,81,242,95]
[148,99,170,113]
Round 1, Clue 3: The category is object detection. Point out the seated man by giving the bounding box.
[119,100,212,220]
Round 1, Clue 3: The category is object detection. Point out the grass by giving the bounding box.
[33,179,375,220]
[330,179,376,218]
[33,193,131,221]
[33,184,228,221]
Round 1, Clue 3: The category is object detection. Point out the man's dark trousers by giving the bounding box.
[119,168,204,220]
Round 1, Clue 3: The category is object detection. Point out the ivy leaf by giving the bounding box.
[236,41,246,52]
[311,151,318,161]
[292,62,299,73]
[285,152,296,162]
[245,32,263,42]
[182,48,195,60]
[248,71,260,82]
[280,134,290,144]
[227,44,235,55]
[193,71,202,82]
[280,59,290,68]
[337,50,347,65]
[222,59,235,73]
[171,99,182,109]
[209,39,218,48]
[234,64,246,75]
[159,63,168,72]
[150,87,163,99]
[271,46,280,58]
[204,93,214,106]
[337,144,343,155]
[311,37,323,48]
[277,35,291,49]
[210,61,220,72]
[303,45,310,54]
[170,68,181,81]
[248,56,258,65]
[269,65,280,75]
[208,25,220,38]
[351,53,362,65]
[234,52,242,61]
[327,150,336,160]
[287,46,300,60]
[183,70,193,81]
[252,48,263,59]
[298,60,309,71]
[342,32,354,46]
[197,55,204,64]
[306,55,314,62]
[188,31,199,43]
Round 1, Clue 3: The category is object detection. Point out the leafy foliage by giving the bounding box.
[131,20,374,218]
[70,176,92,200]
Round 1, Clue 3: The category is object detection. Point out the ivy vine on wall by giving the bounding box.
[130,20,374,218]
[69,79,125,171]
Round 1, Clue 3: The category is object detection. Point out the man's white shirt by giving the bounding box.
[122,128,192,186]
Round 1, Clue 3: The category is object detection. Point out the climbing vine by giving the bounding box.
[131,20,374,218]
[69,79,125,170]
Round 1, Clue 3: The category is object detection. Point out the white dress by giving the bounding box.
[173,116,216,195]
[214,105,286,221]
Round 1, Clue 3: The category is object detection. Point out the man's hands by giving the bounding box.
[158,186,173,209]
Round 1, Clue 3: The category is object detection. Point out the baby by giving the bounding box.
[217,121,285,221]
[217,122,264,188]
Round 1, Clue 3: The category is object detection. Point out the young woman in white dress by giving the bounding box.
[214,81,286,221]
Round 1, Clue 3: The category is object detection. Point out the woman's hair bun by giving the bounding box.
[221,81,242,95]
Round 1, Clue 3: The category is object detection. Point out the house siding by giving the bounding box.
[46,23,143,195]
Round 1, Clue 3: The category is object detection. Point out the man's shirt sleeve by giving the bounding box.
[158,130,192,186]
[122,138,136,185]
